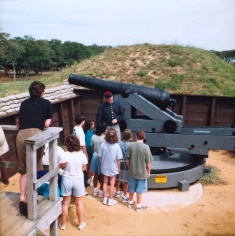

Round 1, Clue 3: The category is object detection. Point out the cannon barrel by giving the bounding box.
[68,74,176,109]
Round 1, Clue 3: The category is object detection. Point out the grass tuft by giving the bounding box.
[199,166,227,186]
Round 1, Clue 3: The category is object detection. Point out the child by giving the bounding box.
[115,129,133,202]
[90,122,107,197]
[84,120,95,185]
[73,115,89,190]
[126,130,153,212]
[99,128,122,206]
[58,135,87,230]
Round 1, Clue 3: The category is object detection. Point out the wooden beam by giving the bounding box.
[0,125,18,131]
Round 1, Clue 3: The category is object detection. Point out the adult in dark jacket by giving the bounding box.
[96,91,124,141]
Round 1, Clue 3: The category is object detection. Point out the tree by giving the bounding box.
[5,40,25,81]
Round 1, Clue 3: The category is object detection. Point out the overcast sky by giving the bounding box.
[0,0,235,51]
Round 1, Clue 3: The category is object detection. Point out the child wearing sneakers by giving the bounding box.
[99,128,122,206]
[73,114,89,192]
[115,129,133,203]
[58,135,87,231]
[84,120,95,185]
[90,122,107,197]
[126,130,153,212]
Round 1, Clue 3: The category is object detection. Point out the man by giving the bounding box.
[16,81,53,216]
[126,130,153,212]
[96,91,124,141]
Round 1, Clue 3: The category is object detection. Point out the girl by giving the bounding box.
[91,122,107,197]
[59,135,87,231]
[115,129,133,202]
[84,120,95,184]
[99,128,122,206]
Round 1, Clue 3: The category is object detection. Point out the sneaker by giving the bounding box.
[78,222,86,230]
[135,204,148,212]
[114,191,123,198]
[98,190,103,197]
[59,223,65,230]
[107,199,118,206]
[87,178,93,187]
[93,189,99,196]
[102,198,108,205]
[128,200,135,208]
[122,196,129,203]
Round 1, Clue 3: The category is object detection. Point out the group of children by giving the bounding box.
[58,114,152,231]
[85,119,133,206]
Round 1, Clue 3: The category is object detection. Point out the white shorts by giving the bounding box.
[61,176,85,197]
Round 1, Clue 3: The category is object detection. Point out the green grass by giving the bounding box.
[199,166,227,186]
[1,44,235,97]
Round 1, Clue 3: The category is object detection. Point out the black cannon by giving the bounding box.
[68,73,235,191]
[68,74,176,110]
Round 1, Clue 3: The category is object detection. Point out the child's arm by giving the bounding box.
[58,162,68,169]
[146,162,151,178]
[117,159,121,172]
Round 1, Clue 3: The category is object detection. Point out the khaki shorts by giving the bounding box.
[16,128,44,175]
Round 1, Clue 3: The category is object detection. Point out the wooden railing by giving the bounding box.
[1,126,63,236]
[25,127,63,235]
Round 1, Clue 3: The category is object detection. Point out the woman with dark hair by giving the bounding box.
[99,128,122,206]
[16,80,53,216]
[59,134,87,231]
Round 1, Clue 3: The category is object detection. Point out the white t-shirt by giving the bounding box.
[61,151,88,179]
[99,141,122,176]
[42,144,65,165]
[73,126,85,146]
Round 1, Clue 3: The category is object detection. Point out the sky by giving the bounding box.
[0,0,235,51]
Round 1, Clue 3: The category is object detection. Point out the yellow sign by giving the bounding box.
[155,175,167,183]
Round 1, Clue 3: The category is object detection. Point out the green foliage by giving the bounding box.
[1,43,235,98]
[199,166,227,186]
[137,70,148,77]
[0,32,110,77]
[168,58,183,67]
[155,80,167,89]
[155,74,185,90]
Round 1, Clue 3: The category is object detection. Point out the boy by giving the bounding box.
[126,130,153,212]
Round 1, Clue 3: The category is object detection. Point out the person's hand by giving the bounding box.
[112,119,117,124]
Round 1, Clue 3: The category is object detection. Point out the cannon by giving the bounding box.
[69,74,181,134]
[69,74,176,110]
[68,74,235,191]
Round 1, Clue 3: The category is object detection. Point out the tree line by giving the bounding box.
[0,32,111,81]
[211,49,235,65]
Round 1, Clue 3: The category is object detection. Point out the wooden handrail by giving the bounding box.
[25,127,63,236]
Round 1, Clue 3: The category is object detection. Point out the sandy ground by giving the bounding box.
[1,150,235,236]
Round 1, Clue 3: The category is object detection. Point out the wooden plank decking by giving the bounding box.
[0,192,62,236]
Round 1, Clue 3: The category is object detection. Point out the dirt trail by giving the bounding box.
[1,150,235,236]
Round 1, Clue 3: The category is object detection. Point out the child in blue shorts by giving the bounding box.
[126,130,153,212]
[91,122,106,197]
